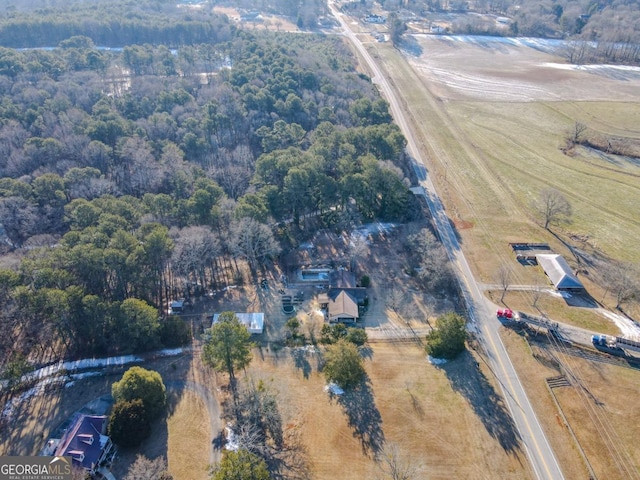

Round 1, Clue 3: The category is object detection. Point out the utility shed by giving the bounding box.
[536,254,584,291]
[212,312,264,334]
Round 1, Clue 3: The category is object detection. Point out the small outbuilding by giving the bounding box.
[168,299,185,315]
[212,312,264,334]
[536,254,584,291]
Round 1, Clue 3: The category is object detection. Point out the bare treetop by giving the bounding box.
[534,188,573,230]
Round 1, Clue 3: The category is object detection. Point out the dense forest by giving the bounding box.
[0,0,326,47]
[0,1,419,368]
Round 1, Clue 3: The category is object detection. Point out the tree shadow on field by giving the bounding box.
[333,376,385,457]
[400,36,423,57]
[291,347,312,379]
[442,351,523,456]
[359,346,373,360]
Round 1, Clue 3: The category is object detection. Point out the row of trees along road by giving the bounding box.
[0,17,420,365]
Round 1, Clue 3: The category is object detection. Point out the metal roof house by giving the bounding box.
[54,414,113,476]
[212,313,264,334]
[536,254,584,291]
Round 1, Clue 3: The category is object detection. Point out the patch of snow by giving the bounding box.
[432,34,566,54]
[350,222,398,245]
[542,62,640,73]
[64,381,75,388]
[68,371,104,381]
[324,382,344,396]
[302,345,319,354]
[544,289,571,298]
[156,348,183,357]
[428,356,448,365]
[601,310,640,340]
[22,354,143,385]
[224,423,239,451]
[1,377,67,421]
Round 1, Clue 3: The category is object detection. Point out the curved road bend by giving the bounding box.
[328,4,564,480]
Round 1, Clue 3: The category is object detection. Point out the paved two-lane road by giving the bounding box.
[328,4,564,479]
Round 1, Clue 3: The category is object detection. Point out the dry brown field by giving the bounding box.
[248,340,534,479]
[501,327,640,480]
[166,391,211,480]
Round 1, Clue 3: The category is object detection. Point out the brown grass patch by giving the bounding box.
[500,327,640,479]
[453,218,474,229]
[492,289,619,335]
[248,342,531,479]
[167,391,211,480]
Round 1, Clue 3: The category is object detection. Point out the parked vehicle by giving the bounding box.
[496,308,514,319]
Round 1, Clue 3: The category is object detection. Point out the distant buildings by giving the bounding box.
[364,14,386,24]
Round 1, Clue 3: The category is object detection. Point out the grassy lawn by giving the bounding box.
[491,289,620,335]
[501,327,640,479]
[166,391,211,480]
[249,342,532,479]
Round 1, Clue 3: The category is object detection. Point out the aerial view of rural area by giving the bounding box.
[0,0,639,478]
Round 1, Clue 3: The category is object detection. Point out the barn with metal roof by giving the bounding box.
[536,254,584,291]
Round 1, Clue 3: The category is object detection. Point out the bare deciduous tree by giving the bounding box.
[406,228,456,295]
[0,196,37,247]
[531,278,544,311]
[377,442,419,480]
[124,455,173,480]
[602,261,640,310]
[386,287,406,314]
[171,226,221,288]
[570,121,588,144]
[534,188,572,230]
[497,264,512,302]
[230,218,279,272]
